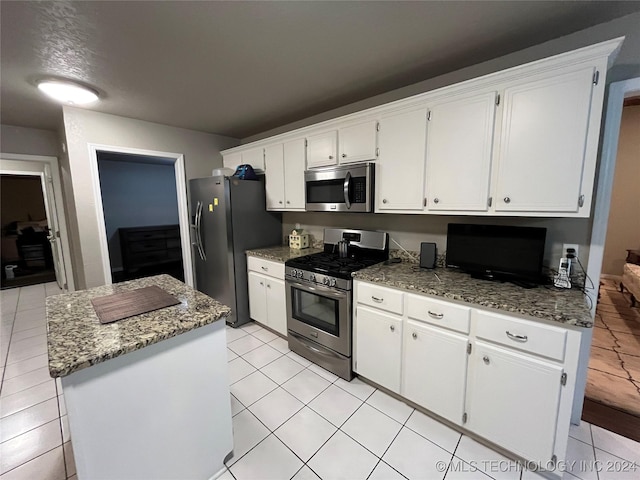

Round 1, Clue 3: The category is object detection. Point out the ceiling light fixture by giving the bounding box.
[37,79,99,105]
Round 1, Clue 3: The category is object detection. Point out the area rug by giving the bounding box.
[586,278,640,418]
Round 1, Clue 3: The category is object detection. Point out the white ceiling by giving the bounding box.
[2,1,640,139]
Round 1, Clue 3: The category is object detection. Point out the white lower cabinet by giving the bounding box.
[353,280,581,474]
[467,341,564,464]
[402,320,469,425]
[247,258,287,336]
[354,306,403,393]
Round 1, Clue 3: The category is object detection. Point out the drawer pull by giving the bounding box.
[261,266,268,271]
[506,331,528,343]
[412,332,417,339]
[371,296,384,303]
[428,310,444,319]
[389,325,395,332]
[267,284,271,289]
[259,282,264,286]
[483,355,490,365]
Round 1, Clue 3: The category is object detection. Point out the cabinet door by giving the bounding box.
[339,120,378,164]
[242,147,265,172]
[307,131,338,168]
[376,108,427,211]
[283,138,306,210]
[223,152,242,171]
[354,306,403,393]
[402,321,468,424]
[494,67,595,213]
[266,278,287,336]
[248,272,267,326]
[467,341,563,463]
[264,144,285,210]
[425,93,496,211]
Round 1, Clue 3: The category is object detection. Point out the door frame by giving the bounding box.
[0,153,75,291]
[87,144,194,287]
[571,77,640,424]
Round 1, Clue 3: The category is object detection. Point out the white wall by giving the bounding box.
[62,108,239,288]
[1,124,60,157]
[601,105,640,276]
[243,12,640,144]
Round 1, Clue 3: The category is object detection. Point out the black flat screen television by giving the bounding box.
[446,224,547,285]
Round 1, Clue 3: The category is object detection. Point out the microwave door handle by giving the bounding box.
[343,171,352,209]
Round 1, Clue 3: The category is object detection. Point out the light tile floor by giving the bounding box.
[1,282,638,479]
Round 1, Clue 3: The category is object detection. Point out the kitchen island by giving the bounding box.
[47,274,233,480]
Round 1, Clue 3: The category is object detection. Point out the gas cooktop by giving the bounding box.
[286,252,383,279]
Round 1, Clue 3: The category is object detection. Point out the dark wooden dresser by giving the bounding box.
[119,225,183,280]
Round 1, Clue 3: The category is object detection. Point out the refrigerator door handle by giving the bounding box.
[196,201,207,261]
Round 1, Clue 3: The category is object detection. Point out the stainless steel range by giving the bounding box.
[285,228,389,380]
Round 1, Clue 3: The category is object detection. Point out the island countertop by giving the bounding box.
[353,261,593,328]
[46,274,231,378]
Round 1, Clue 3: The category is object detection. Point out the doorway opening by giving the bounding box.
[0,154,72,291]
[94,150,189,284]
[582,79,640,442]
[0,174,56,288]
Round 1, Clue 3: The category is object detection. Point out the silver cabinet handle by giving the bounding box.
[259,282,264,286]
[371,296,383,303]
[382,199,388,204]
[342,153,347,158]
[483,356,490,365]
[390,325,395,332]
[286,200,290,204]
[412,332,418,339]
[261,266,268,271]
[279,201,283,204]
[506,331,528,342]
[267,284,271,289]
[504,197,511,204]
[428,310,443,319]
[329,155,334,160]
[433,198,439,204]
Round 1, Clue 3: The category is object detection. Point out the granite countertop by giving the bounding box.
[246,245,324,263]
[353,261,593,328]
[46,274,231,378]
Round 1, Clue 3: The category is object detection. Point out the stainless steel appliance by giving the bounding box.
[189,175,282,327]
[286,228,389,379]
[304,163,374,212]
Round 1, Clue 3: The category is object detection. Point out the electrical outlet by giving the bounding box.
[563,243,579,259]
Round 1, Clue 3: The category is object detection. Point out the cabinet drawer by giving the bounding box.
[356,282,403,315]
[127,250,168,266]
[407,294,470,334]
[247,256,284,279]
[130,239,166,253]
[126,230,166,242]
[474,310,567,361]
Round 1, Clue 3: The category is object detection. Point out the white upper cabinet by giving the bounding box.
[264,144,285,209]
[223,148,265,173]
[338,120,378,164]
[264,139,306,211]
[306,131,338,168]
[493,66,596,213]
[283,138,306,209]
[376,107,428,212]
[425,92,497,212]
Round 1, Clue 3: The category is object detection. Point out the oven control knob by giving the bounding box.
[329,278,336,287]
[309,274,316,282]
[290,269,297,277]
[298,270,304,278]
[323,277,329,285]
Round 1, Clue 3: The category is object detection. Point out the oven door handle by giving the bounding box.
[287,280,348,298]
[343,171,351,209]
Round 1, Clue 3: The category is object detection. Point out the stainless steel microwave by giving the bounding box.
[304,163,374,212]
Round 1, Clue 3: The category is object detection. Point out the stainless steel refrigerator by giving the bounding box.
[189,175,282,327]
